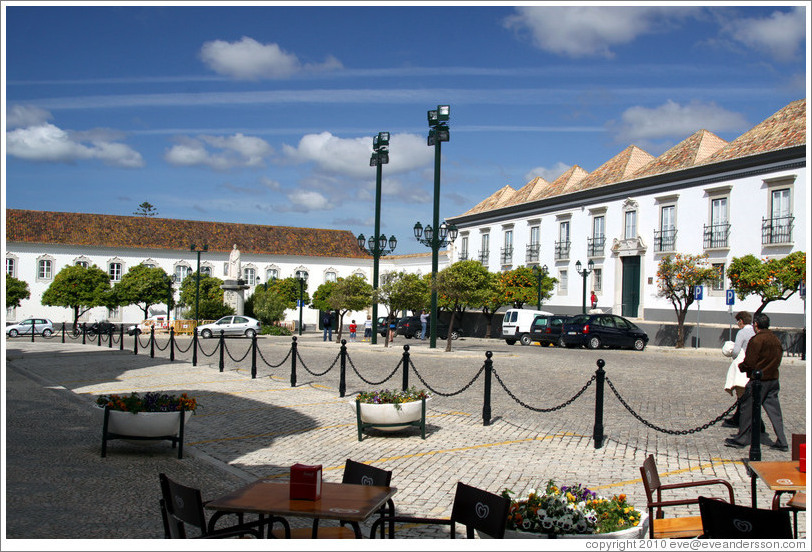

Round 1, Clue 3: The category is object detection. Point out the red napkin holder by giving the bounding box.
[290,463,322,500]
[800,443,806,473]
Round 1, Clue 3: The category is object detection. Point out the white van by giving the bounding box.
[501,308,553,345]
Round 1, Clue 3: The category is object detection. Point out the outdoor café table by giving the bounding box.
[745,461,806,509]
[204,478,397,538]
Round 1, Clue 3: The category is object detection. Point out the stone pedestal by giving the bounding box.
[221,279,250,316]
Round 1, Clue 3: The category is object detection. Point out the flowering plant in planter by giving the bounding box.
[501,480,642,535]
[95,392,198,414]
[355,387,430,410]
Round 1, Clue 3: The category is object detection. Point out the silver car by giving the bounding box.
[6,318,54,337]
[196,315,261,338]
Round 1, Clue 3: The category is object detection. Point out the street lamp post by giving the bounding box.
[357,131,393,345]
[575,259,595,314]
[190,243,208,328]
[295,270,308,336]
[165,273,177,325]
[412,105,453,349]
[532,264,549,310]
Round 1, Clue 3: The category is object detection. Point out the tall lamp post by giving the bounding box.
[295,270,308,336]
[190,243,208,328]
[532,264,549,310]
[357,131,393,345]
[575,259,595,314]
[165,273,177,325]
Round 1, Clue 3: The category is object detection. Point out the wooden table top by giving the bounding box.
[747,461,807,491]
[205,479,397,523]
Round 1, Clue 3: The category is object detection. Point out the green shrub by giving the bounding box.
[262,325,292,336]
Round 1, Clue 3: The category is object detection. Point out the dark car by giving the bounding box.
[528,314,570,347]
[396,315,462,340]
[377,316,389,337]
[87,320,117,337]
[560,313,648,351]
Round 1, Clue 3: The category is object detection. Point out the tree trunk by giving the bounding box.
[445,309,457,352]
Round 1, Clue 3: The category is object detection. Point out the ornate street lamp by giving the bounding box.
[414,104,452,349]
[295,270,308,336]
[532,264,549,311]
[190,243,208,328]
[575,259,595,314]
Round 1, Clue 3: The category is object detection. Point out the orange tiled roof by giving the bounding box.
[503,176,550,207]
[542,165,590,198]
[462,185,517,215]
[6,209,370,259]
[632,130,728,179]
[567,145,654,193]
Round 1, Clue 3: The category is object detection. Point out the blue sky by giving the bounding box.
[3,3,808,254]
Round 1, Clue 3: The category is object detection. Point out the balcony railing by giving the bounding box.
[477,249,489,265]
[500,247,513,266]
[762,215,794,245]
[458,250,469,261]
[703,223,730,249]
[587,235,605,257]
[526,243,540,264]
[654,228,677,253]
[554,240,570,261]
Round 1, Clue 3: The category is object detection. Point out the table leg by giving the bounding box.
[751,472,758,509]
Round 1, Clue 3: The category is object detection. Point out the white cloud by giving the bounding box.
[6,122,144,168]
[504,6,697,58]
[199,36,342,79]
[164,133,274,170]
[609,100,749,143]
[6,105,52,129]
[286,189,330,212]
[719,7,805,62]
[524,162,572,183]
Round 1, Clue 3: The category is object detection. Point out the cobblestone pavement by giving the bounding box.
[4,333,808,544]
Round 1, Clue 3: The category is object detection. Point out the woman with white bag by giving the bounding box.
[721,311,755,428]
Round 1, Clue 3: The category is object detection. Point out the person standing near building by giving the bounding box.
[349,320,357,342]
[420,310,429,340]
[363,315,373,342]
[590,291,598,310]
[724,313,788,451]
[722,311,755,428]
[322,310,333,342]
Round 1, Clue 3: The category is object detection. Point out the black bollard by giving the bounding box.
[133,326,138,355]
[290,336,298,387]
[219,330,225,372]
[82,322,87,345]
[251,333,257,379]
[593,359,606,449]
[108,325,113,348]
[31,318,36,343]
[339,339,347,397]
[169,327,175,360]
[62,323,66,343]
[150,326,155,357]
[401,345,410,391]
[119,325,124,351]
[192,331,198,366]
[483,351,493,426]
[749,371,763,462]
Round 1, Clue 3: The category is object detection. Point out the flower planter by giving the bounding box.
[98,406,192,458]
[482,513,649,539]
[353,398,428,441]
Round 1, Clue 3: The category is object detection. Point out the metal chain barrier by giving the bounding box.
[492,368,596,412]
[296,349,337,377]
[153,336,170,351]
[111,332,121,345]
[347,355,401,387]
[173,338,194,353]
[40,331,58,340]
[410,359,485,397]
[256,344,292,368]
[136,333,151,349]
[223,340,251,363]
[197,338,220,358]
[605,376,744,435]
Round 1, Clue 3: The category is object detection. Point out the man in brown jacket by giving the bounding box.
[724,313,788,451]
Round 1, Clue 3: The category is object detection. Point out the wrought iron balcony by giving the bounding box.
[761,215,794,245]
[554,240,570,261]
[703,223,730,249]
[587,235,605,257]
[526,243,540,264]
[654,228,677,253]
[458,250,469,261]
[500,247,513,266]
[477,249,489,265]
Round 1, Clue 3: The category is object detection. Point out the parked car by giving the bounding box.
[528,314,570,347]
[6,318,54,337]
[128,315,168,336]
[196,315,261,338]
[377,316,389,337]
[502,308,554,345]
[560,313,649,351]
[396,315,463,340]
[87,320,117,337]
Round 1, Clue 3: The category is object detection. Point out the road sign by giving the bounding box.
[694,285,703,301]
[726,289,735,306]
[800,280,806,300]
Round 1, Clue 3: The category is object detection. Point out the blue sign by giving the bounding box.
[725,289,735,306]
[694,285,704,301]
[800,280,806,300]
[297,299,304,307]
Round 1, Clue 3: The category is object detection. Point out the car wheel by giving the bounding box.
[587,336,601,350]
[519,333,533,346]
[450,330,460,340]
[245,329,257,338]
[8,329,18,338]
[201,329,213,339]
[557,337,566,348]
[405,334,412,339]
[42,329,53,337]
[633,338,646,351]
[505,339,516,345]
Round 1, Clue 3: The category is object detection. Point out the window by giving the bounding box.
[655,205,677,252]
[243,267,256,285]
[478,233,490,264]
[142,263,155,269]
[763,188,793,244]
[711,263,726,291]
[38,259,52,280]
[501,230,513,265]
[200,266,212,276]
[459,236,469,260]
[325,271,337,283]
[705,196,730,248]
[266,268,279,282]
[555,221,570,260]
[527,226,540,263]
[624,210,637,240]
[588,216,605,257]
[558,269,568,294]
[174,265,192,281]
[75,260,89,268]
[592,268,602,293]
[108,262,122,282]
[6,258,15,277]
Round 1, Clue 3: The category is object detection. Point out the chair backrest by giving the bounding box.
[159,473,208,538]
[450,482,511,539]
[342,459,392,487]
[639,454,661,506]
[699,496,792,538]
[791,434,806,461]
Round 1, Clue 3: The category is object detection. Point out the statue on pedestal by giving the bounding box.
[228,244,241,280]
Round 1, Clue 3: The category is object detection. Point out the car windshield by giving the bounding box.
[568,315,590,325]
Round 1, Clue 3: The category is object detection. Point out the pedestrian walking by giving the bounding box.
[590,290,598,310]
[420,310,429,340]
[322,311,333,342]
[349,320,357,342]
[721,311,755,428]
[363,315,372,342]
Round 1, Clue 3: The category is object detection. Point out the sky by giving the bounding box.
[3,2,809,255]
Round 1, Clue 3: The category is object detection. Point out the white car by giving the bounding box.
[7,318,54,337]
[196,315,261,338]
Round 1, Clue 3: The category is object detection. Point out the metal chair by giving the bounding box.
[369,481,510,539]
[699,496,792,538]
[639,455,735,538]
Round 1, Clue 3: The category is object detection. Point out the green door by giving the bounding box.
[621,256,641,317]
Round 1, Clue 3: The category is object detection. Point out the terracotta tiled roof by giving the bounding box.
[504,176,550,206]
[568,146,654,193]
[462,185,517,215]
[632,130,728,179]
[6,209,369,259]
[543,165,590,198]
[704,99,807,164]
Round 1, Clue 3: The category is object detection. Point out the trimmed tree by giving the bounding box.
[656,253,718,348]
[727,252,806,315]
[41,264,116,328]
[497,266,538,309]
[6,275,30,308]
[114,264,174,320]
[312,275,373,341]
[436,260,491,352]
[250,286,290,327]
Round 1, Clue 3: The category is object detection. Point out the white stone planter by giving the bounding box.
[98,406,193,458]
[482,513,649,539]
[352,398,429,440]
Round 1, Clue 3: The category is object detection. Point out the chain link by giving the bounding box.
[174,338,194,353]
[296,350,337,377]
[256,344,292,368]
[493,368,596,412]
[605,376,744,435]
[223,340,251,363]
[410,359,485,397]
[197,338,220,357]
[136,333,152,349]
[348,355,401,386]
[153,336,170,351]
